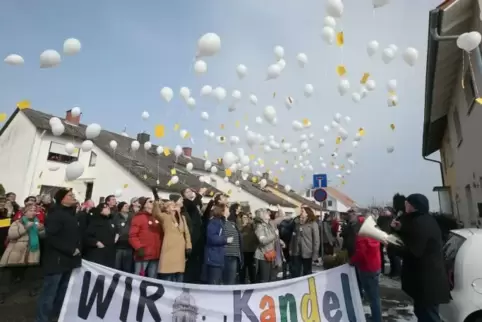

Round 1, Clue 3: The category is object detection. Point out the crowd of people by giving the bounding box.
[0,188,458,322]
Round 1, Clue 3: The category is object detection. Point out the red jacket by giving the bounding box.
[128,212,163,261]
[13,209,46,224]
[350,217,381,272]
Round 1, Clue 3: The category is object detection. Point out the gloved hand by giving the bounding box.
[136,247,145,258]
[185,248,192,257]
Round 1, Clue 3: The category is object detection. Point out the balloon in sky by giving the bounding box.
[180,87,191,99]
[109,140,118,150]
[81,140,93,152]
[388,44,398,54]
[457,32,482,52]
[156,146,163,155]
[367,41,379,57]
[387,146,395,153]
[194,60,207,74]
[65,143,75,155]
[274,45,285,59]
[71,107,81,117]
[213,87,227,101]
[65,162,84,181]
[223,152,238,168]
[232,90,242,100]
[322,27,336,45]
[325,0,344,18]
[277,59,286,70]
[4,54,24,66]
[200,85,212,96]
[161,87,173,102]
[373,0,390,8]
[297,53,308,67]
[85,123,101,139]
[40,50,61,68]
[141,111,149,120]
[387,79,397,91]
[266,64,281,80]
[197,33,221,57]
[236,64,247,79]
[263,105,277,123]
[366,80,376,91]
[174,145,183,157]
[186,97,196,108]
[403,47,419,66]
[249,94,258,105]
[186,162,194,172]
[63,38,81,55]
[171,176,179,184]
[144,141,152,150]
[323,16,336,28]
[131,140,140,151]
[352,92,361,103]
[304,84,314,97]
[201,111,209,120]
[382,48,395,64]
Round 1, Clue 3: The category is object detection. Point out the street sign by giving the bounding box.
[312,174,327,188]
[313,188,328,202]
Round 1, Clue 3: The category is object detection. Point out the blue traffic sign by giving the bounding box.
[313,188,328,202]
[312,174,327,188]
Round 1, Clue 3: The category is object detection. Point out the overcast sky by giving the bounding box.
[0,0,443,209]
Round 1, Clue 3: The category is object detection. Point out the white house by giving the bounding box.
[422,0,482,226]
[0,108,220,203]
[302,187,356,213]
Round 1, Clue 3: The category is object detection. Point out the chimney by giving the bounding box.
[136,132,150,145]
[65,110,80,125]
[262,172,270,180]
[182,147,192,158]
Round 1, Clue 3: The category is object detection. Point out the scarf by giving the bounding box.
[21,216,39,252]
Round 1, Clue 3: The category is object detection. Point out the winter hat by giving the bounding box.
[406,193,429,214]
[54,188,72,205]
[169,194,182,203]
[117,202,127,212]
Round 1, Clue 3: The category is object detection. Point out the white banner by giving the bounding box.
[59,260,366,322]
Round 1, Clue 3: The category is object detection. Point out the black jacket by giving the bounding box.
[340,219,362,257]
[183,194,204,248]
[77,210,93,234]
[42,205,82,275]
[398,211,451,306]
[376,215,393,234]
[112,212,133,249]
[83,214,117,268]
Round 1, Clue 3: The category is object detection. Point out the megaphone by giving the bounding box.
[358,215,404,246]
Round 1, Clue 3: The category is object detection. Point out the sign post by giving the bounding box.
[313,188,328,261]
[312,174,327,189]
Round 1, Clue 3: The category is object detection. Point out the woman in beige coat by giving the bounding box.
[0,204,45,303]
[153,200,192,282]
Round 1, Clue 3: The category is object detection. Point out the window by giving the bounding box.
[443,233,466,291]
[47,142,79,164]
[327,200,333,207]
[452,107,463,147]
[89,151,97,167]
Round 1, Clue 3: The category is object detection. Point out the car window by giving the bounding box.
[443,233,466,262]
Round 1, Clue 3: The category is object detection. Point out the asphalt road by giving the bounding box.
[1,269,415,322]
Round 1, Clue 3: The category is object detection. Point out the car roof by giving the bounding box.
[451,228,482,239]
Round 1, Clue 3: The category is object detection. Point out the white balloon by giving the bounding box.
[388,95,399,107]
[39,50,61,68]
[201,111,209,120]
[285,184,292,192]
[160,87,174,102]
[319,138,326,147]
[141,111,149,120]
[323,16,337,28]
[156,146,163,155]
[63,38,81,55]
[186,97,196,108]
[352,141,359,148]
[322,26,336,45]
[337,79,350,96]
[232,90,242,100]
[4,54,24,66]
[70,107,81,117]
[249,94,258,105]
[382,48,395,64]
[259,179,267,188]
[304,84,314,97]
[174,145,183,157]
[235,180,240,186]
[230,136,240,145]
[297,53,308,67]
[85,123,101,139]
[331,121,339,128]
[223,152,238,168]
[65,142,75,155]
[325,0,344,18]
[131,140,140,151]
[200,85,212,96]
[387,146,395,153]
[387,79,397,91]
[344,116,351,123]
[388,44,398,54]
[373,0,390,8]
[197,33,221,57]
[210,166,218,174]
[352,93,361,103]
[186,162,194,172]
[121,131,129,137]
[49,117,62,127]
[179,129,188,139]
[292,120,303,131]
[114,189,122,198]
[274,45,285,59]
[403,47,419,66]
[81,140,93,152]
[109,140,118,150]
[236,64,247,79]
[199,176,206,183]
[144,141,152,150]
[171,176,179,184]
[266,64,281,80]
[223,177,229,183]
[180,87,191,99]
[367,40,379,57]
[366,79,376,91]
[194,60,207,74]
[51,123,64,136]
[255,116,263,124]
[48,165,60,171]
[213,87,227,101]
[334,113,342,122]
[277,59,286,70]
[65,161,84,181]
[263,105,277,122]
[360,87,368,99]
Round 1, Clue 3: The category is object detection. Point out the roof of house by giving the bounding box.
[1,108,297,207]
[324,186,357,208]
[422,0,475,157]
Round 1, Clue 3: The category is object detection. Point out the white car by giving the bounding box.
[440,229,482,322]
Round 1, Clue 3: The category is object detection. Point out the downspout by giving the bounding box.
[424,156,445,185]
[28,130,47,195]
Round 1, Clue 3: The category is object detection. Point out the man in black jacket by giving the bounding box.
[34,188,81,322]
[377,207,401,277]
[392,193,450,322]
[112,202,133,273]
